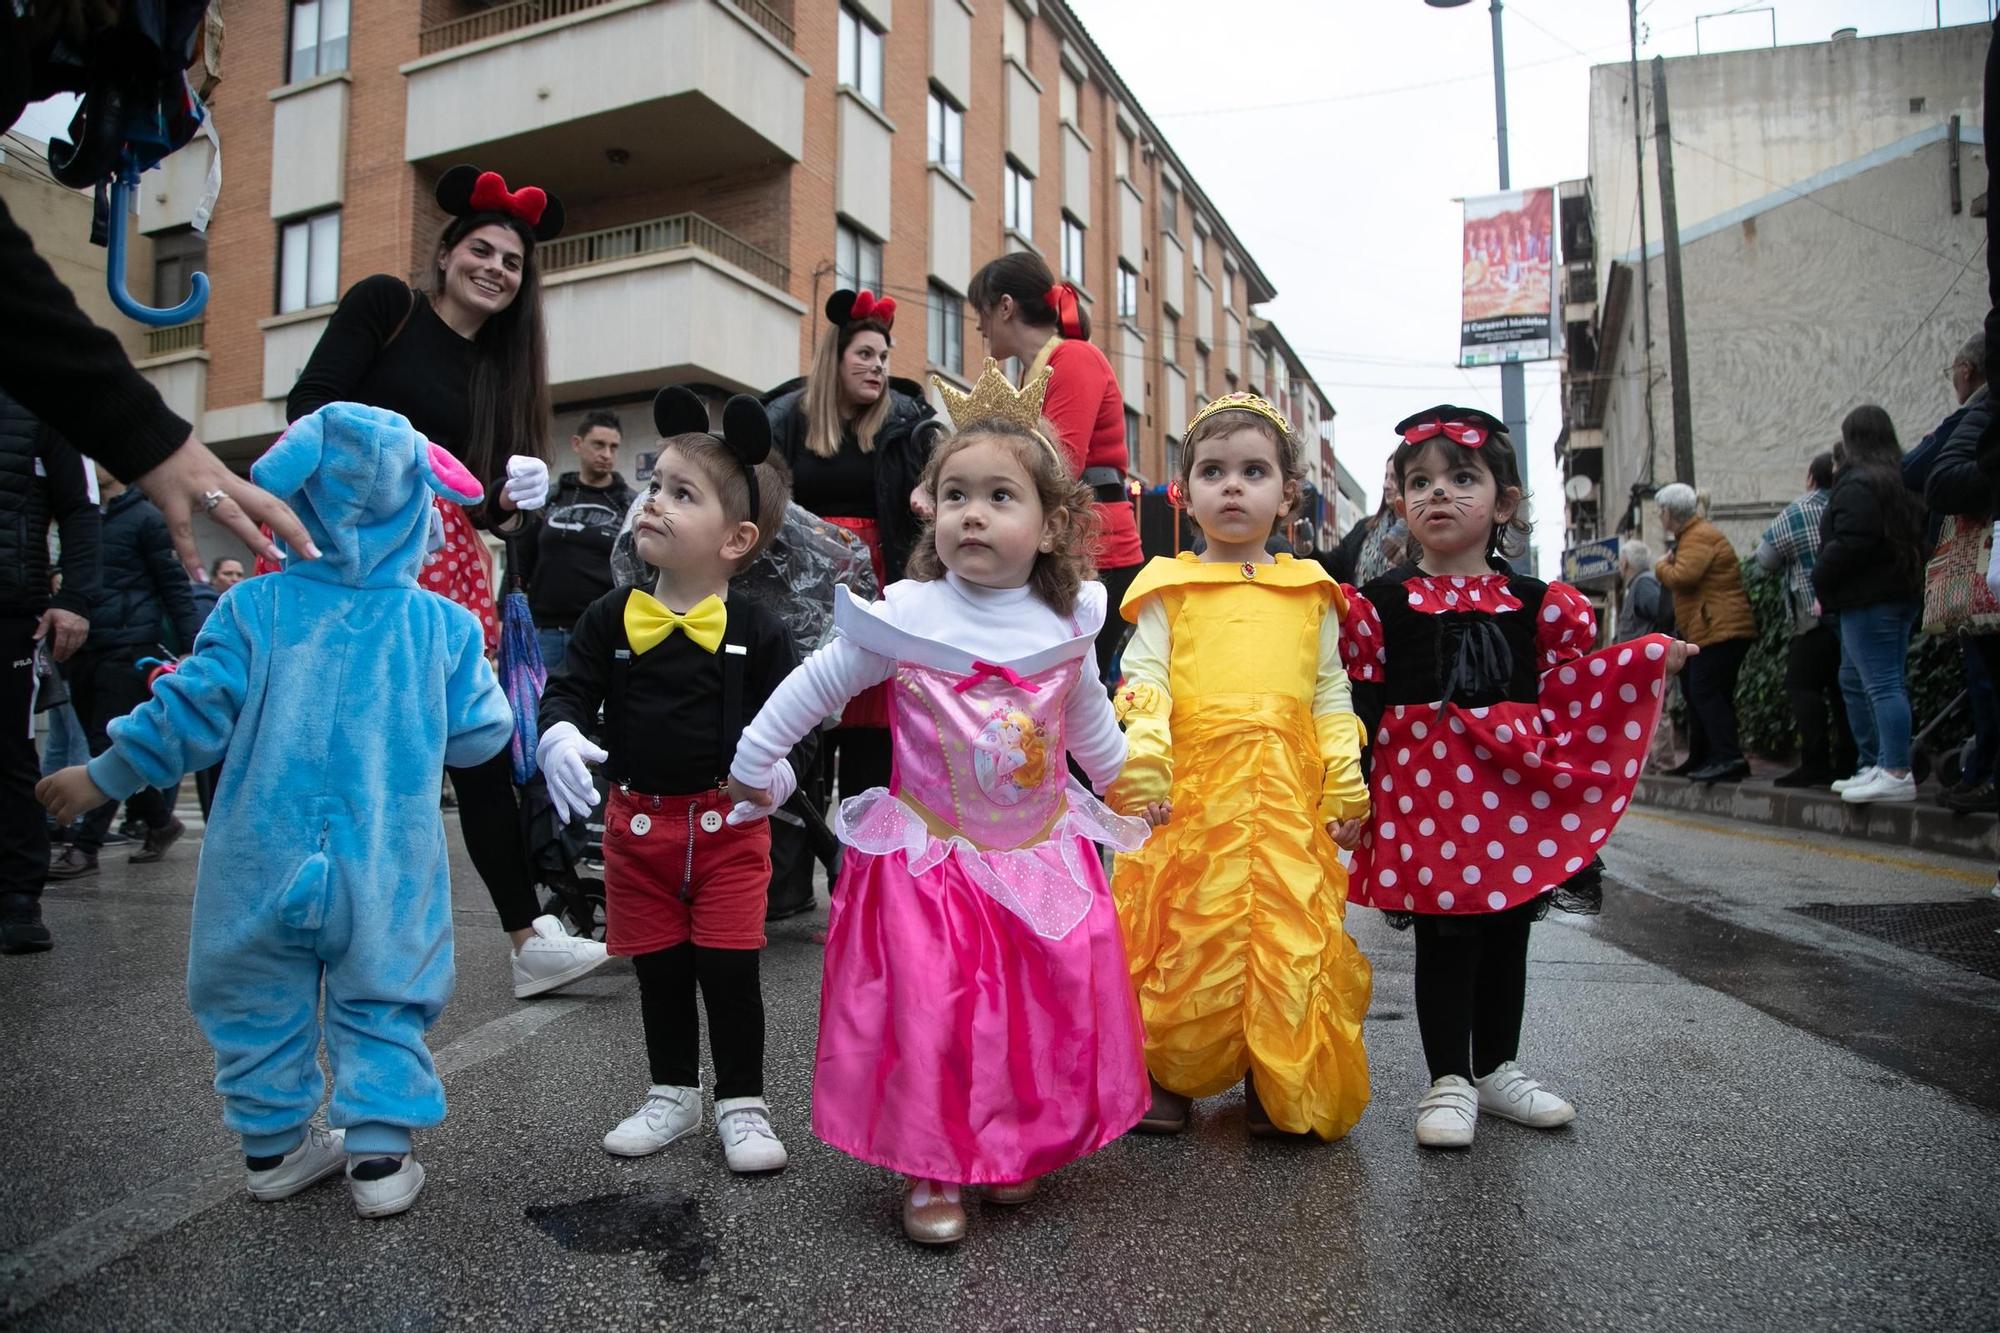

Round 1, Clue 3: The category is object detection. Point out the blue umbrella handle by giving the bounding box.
[105,171,209,327]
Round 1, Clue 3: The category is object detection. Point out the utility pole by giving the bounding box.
[1629,0,1658,487]
[1651,56,1696,487]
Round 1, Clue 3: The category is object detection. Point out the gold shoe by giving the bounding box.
[983,1177,1039,1206]
[902,1180,966,1245]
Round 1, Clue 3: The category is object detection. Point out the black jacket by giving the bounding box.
[1921,389,1997,522]
[511,471,639,629]
[1813,471,1924,613]
[762,376,945,584]
[0,388,101,620]
[86,488,200,654]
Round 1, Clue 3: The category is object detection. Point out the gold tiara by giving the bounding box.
[930,360,1063,460]
[1187,391,1291,441]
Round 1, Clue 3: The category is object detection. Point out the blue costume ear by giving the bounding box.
[420,439,485,504]
[250,411,326,502]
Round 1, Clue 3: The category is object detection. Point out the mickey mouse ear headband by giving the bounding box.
[825,288,897,330]
[1393,404,1507,450]
[436,164,566,243]
[652,386,774,521]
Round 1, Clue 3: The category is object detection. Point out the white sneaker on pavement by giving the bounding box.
[602,1085,703,1157]
[1830,766,1880,793]
[1415,1075,1478,1149]
[347,1154,426,1218]
[511,914,610,999]
[245,1126,347,1201]
[1839,769,1917,805]
[1474,1061,1578,1128]
[715,1096,789,1173]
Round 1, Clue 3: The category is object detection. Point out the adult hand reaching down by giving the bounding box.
[137,435,321,579]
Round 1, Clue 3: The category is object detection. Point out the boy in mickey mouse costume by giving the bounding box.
[537,388,807,1173]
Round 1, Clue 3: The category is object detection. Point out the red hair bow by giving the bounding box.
[1400,418,1489,448]
[850,289,897,327]
[1045,282,1084,339]
[468,171,548,229]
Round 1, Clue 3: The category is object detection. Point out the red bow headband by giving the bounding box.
[1045,282,1084,339]
[1393,404,1506,450]
[1401,418,1489,448]
[435,164,566,241]
[469,172,546,227]
[826,288,897,330]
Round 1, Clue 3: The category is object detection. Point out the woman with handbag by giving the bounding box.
[1923,362,2000,818]
[286,165,611,1000]
[1816,406,1926,805]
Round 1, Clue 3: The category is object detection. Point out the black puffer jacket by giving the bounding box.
[762,375,945,584]
[1813,470,1924,613]
[86,488,200,654]
[0,387,101,620]
[1922,389,1997,521]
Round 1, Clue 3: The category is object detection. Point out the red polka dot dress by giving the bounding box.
[1340,566,1672,920]
[420,497,500,654]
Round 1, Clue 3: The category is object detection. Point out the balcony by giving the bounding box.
[136,321,207,432]
[538,212,804,399]
[403,0,807,197]
[143,320,206,358]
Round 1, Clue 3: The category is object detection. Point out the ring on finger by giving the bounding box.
[200,488,228,512]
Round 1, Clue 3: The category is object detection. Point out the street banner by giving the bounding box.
[1459,187,1556,366]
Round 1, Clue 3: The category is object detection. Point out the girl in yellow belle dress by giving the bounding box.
[1108,393,1372,1140]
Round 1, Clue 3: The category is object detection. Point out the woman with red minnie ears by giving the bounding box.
[969,252,1144,684]
[287,165,611,1001]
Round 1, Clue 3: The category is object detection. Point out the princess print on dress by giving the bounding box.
[971,705,1048,805]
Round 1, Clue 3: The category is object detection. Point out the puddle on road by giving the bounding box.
[525,1189,714,1283]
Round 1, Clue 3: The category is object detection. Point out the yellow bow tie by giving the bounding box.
[624,589,727,655]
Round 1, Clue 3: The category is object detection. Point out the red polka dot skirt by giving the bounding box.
[421,496,500,654]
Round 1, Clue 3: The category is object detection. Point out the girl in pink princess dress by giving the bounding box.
[727,386,1148,1247]
[1340,405,1697,1153]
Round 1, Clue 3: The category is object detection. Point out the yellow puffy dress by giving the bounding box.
[1107,554,1372,1139]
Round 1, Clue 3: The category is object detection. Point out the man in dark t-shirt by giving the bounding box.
[513,410,637,670]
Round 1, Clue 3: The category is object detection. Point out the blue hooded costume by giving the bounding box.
[86,403,512,1159]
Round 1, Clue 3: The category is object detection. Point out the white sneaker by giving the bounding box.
[715,1096,789,1173]
[1840,769,1917,805]
[347,1154,426,1218]
[602,1084,703,1157]
[245,1126,346,1201]
[1474,1061,1577,1128]
[511,914,611,999]
[1415,1075,1478,1149]
[1830,766,1880,793]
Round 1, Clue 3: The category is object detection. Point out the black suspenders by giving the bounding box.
[606,628,749,790]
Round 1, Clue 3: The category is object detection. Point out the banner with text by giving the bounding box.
[1459,187,1556,366]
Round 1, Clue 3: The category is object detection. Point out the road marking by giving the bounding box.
[0,992,610,1319]
[1625,809,1991,885]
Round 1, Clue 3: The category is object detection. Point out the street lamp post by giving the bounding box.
[1426,0,1529,457]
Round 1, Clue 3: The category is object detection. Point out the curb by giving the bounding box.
[1634,775,1997,862]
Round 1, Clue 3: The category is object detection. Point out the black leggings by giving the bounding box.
[824,726,891,801]
[1095,562,1142,688]
[632,943,765,1098]
[1411,900,1537,1082]
[447,748,543,934]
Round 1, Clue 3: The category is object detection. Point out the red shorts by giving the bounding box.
[602,787,772,954]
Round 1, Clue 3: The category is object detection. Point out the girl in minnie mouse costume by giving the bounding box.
[287,165,614,1003]
[1340,406,1696,1150]
[537,388,809,1174]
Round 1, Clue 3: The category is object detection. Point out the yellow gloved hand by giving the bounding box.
[1106,679,1173,814]
[1314,710,1370,825]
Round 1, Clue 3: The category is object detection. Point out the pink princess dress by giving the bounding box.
[730,574,1151,1185]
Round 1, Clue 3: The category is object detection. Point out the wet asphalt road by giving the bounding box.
[2,799,1996,1331]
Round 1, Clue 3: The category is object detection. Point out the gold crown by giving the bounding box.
[930,360,1058,451]
[1186,391,1292,441]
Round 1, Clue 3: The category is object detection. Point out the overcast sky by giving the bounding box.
[1069,0,1993,569]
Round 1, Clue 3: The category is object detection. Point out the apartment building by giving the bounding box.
[124,0,1308,495]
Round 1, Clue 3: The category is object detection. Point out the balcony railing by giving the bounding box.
[418,0,792,54]
[143,320,205,357]
[541,212,789,291]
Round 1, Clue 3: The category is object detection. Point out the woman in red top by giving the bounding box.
[969,252,1143,683]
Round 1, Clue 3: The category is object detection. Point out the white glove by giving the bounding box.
[726,758,796,826]
[537,721,607,824]
[1987,521,2000,603]
[503,455,549,511]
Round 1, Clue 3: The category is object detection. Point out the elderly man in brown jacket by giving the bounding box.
[1654,483,1756,783]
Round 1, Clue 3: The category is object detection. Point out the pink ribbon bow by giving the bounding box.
[954,661,1041,694]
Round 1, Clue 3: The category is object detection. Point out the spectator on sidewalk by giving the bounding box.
[48,465,200,880]
[1329,456,1411,587]
[1817,406,1926,806]
[1614,538,1674,641]
[510,410,635,672]
[1755,452,1858,788]
[1,390,100,953]
[1654,484,1756,785]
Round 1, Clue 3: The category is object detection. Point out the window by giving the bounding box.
[835,221,882,294]
[153,228,207,308]
[1160,179,1180,236]
[288,0,349,82]
[1004,160,1034,240]
[1162,311,1179,364]
[928,284,964,374]
[1003,4,1029,64]
[1191,227,1206,273]
[1124,407,1141,474]
[838,5,884,109]
[1059,70,1081,127]
[1196,347,1209,395]
[1222,263,1235,309]
[278,210,340,314]
[1116,262,1138,320]
[1115,128,1133,179]
[927,88,964,178]
[1165,436,1180,483]
[1060,214,1086,285]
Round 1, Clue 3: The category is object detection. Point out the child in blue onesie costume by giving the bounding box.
[38,402,512,1219]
